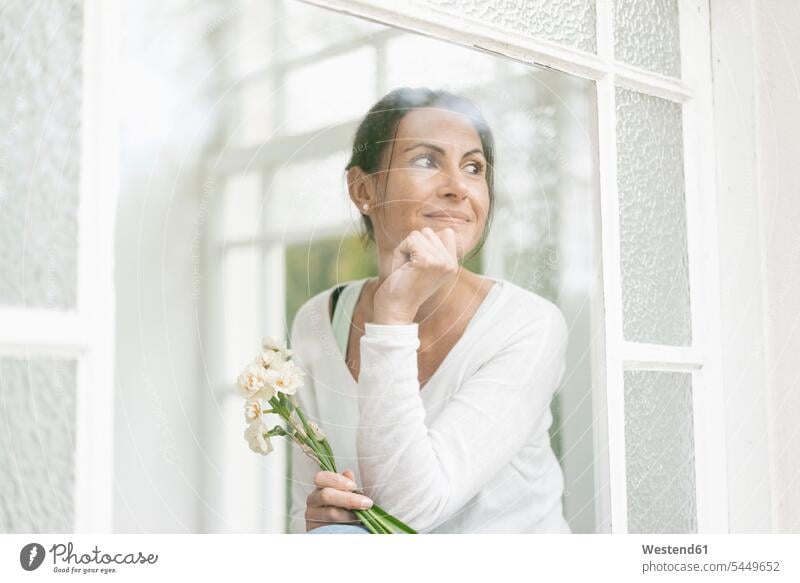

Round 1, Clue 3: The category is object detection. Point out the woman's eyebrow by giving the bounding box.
[402,142,446,155]
[402,142,485,159]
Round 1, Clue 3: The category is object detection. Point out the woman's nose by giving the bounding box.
[439,171,470,200]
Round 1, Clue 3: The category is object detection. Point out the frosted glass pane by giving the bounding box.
[625,371,696,534]
[616,88,691,346]
[420,0,596,53]
[0,357,77,533]
[0,0,83,309]
[615,0,681,77]
[269,151,353,233]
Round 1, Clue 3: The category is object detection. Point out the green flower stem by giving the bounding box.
[354,508,386,534]
[268,393,417,534]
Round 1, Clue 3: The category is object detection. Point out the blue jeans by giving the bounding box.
[308,524,371,534]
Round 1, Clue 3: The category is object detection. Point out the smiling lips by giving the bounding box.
[424,211,470,224]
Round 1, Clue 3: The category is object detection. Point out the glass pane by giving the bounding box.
[624,370,697,534]
[616,88,691,346]
[283,47,376,135]
[420,0,596,53]
[279,0,386,62]
[269,151,353,233]
[384,34,499,93]
[0,357,77,532]
[235,77,276,147]
[218,172,262,243]
[492,97,561,301]
[231,0,281,79]
[0,0,83,309]
[614,0,681,78]
[221,246,261,383]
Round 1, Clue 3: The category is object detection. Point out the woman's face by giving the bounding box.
[358,107,491,260]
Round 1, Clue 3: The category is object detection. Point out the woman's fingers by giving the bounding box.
[307,506,360,527]
[438,227,459,259]
[308,487,374,510]
[314,470,356,490]
[420,227,459,272]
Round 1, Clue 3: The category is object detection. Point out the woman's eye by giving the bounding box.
[464,161,483,174]
[412,154,436,168]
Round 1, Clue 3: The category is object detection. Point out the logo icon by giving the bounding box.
[20,543,46,571]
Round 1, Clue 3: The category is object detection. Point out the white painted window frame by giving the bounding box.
[0,0,119,532]
[298,0,733,533]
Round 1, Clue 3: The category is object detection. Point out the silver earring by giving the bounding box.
[362,203,369,211]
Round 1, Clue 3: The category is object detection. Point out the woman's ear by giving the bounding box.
[347,166,374,213]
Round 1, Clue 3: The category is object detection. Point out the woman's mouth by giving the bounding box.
[423,212,470,224]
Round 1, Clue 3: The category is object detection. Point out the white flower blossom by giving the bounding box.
[262,337,292,361]
[244,422,273,455]
[244,399,266,425]
[264,360,305,395]
[236,362,276,401]
[259,348,284,370]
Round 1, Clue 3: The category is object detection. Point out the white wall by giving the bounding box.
[754,0,800,534]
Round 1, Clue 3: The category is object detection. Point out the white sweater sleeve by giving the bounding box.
[356,302,568,533]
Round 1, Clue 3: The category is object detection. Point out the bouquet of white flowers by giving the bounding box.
[237,337,417,534]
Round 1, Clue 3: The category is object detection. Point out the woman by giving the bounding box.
[288,87,570,534]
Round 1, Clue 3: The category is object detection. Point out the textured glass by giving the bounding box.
[615,0,681,77]
[0,0,83,309]
[419,0,596,53]
[0,357,77,533]
[616,88,691,346]
[624,371,697,534]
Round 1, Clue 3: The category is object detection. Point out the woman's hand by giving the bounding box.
[373,227,460,325]
[305,469,374,532]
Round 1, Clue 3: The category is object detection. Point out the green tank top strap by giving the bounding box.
[331,278,369,358]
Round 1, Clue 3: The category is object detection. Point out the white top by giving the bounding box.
[288,276,571,534]
[331,278,498,362]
